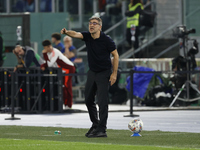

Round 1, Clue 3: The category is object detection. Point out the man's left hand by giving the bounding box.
[109,73,117,86]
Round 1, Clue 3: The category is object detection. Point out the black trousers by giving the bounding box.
[85,69,111,132]
[126,27,140,50]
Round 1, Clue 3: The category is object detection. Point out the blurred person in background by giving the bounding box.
[13,45,44,72]
[25,0,35,12]
[62,36,77,62]
[13,0,35,12]
[0,31,5,67]
[63,35,78,85]
[98,0,106,12]
[106,0,122,16]
[40,0,52,12]
[125,0,143,52]
[105,0,118,15]
[51,32,65,51]
[14,0,52,12]
[41,40,75,108]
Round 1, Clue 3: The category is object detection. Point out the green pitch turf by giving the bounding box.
[0,126,199,150]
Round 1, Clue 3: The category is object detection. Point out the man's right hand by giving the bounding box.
[60,28,83,39]
[61,28,67,34]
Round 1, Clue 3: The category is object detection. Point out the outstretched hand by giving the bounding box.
[61,28,67,34]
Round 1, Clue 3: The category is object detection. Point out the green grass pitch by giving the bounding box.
[0,126,199,150]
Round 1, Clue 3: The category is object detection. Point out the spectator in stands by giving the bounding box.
[40,0,52,12]
[105,0,117,16]
[41,40,75,108]
[98,0,106,12]
[14,0,35,12]
[63,35,78,85]
[13,45,44,72]
[0,31,5,67]
[106,0,122,16]
[25,0,35,12]
[51,33,65,51]
[125,0,143,52]
[62,36,77,62]
[14,1,24,12]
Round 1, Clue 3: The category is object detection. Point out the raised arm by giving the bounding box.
[61,28,83,39]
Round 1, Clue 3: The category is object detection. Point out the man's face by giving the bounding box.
[89,19,102,34]
[15,47,24,56]
[43,45,53,52]
[51,37,56,44]
[64,37,72,48]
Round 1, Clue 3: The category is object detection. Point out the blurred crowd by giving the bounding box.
[0,0,150,13]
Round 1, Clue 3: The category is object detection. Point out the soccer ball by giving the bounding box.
[128,118,143,133]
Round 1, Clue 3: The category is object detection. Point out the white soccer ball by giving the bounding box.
[128,118,143,133]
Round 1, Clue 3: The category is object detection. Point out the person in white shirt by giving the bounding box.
[41,40,75,108]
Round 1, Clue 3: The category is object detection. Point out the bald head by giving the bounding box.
[15,45,22,49]
[63,35,73,47]
[14,45,24,56]
[63,35,72,41]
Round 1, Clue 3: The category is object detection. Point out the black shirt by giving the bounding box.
[81,31,116,72]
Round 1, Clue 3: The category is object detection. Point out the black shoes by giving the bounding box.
[87,130,107,138]
[85,126,97,137]
[85,126,107,138]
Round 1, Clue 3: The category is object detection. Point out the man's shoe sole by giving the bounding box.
[87,133,107,138]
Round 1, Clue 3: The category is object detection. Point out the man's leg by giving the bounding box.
[85,70,98,127]
[96,70,111,132]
